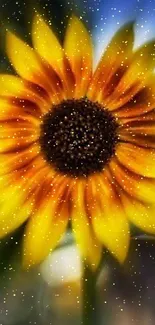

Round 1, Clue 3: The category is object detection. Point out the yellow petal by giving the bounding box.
[64,15,92,98]
[118,42,155,92]
[0,117,38,153]
[0,119,39,142]
[88,174,130,263]
[0,75,30,96]
[93,211,129,263]
[118,106,155,147]
[0,143,40,176]
[119,108,155,125]
[107,42,155,110]
[0,184,33,238]
[32,14,76,99]
[6,32,40,77]
[0,97,31,123]
[0,155,50,239]
[71,180,102,270]
[32,14,64,72]
[0,138,33,153]
[0,75,49,112]
[122,193,155,235]
[113,82,155,118]
[0,97,41,125]
[109,157,155,204]
[6,31,54,93]
[120,122,155,137]
[88,22,134,103]
[23,179,70,268]
[119,123,155,148]
[116,143,155,177]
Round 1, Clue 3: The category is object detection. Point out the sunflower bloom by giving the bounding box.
[0,14,155,269]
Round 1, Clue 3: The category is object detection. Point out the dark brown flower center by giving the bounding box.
[40,98,119,177]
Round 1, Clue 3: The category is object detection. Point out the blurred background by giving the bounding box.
[0,0,155,324]
[1,233,155,325]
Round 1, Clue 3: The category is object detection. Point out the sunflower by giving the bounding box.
[0,14,155,269]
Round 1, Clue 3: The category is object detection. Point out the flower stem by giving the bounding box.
[82,264,98,325]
